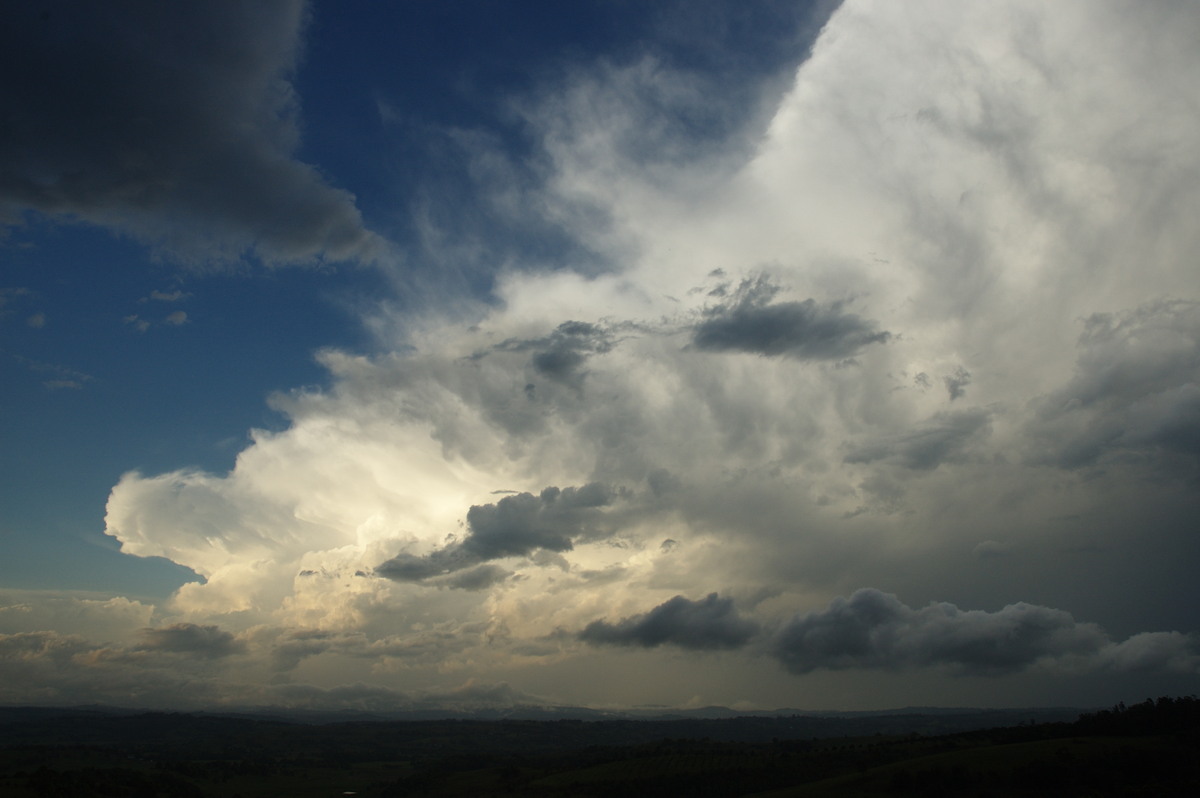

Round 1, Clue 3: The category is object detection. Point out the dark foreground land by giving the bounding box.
[0,697,1196,796]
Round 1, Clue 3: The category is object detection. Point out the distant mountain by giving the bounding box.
[0,702,1088,745]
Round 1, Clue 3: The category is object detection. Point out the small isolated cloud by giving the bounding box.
[0,1,379,265]
[580,593,758,650]
[26,312,45,328]
[123,315,151,333]
[845,409,992,470]
[146,290,188,303]
[692,277,889,360]
[14,355,93,390]
[944,366,971,401]
[973,540,1013,559]
[0,287,31,314]
[124,310,189,331]
[137,623,243,659]
[376,483,617,584]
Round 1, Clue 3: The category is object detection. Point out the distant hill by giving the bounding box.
[1,699,1194,797]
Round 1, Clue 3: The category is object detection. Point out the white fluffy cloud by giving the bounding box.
[80,0,1200,708]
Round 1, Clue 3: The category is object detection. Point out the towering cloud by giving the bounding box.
[55,0,1200,709]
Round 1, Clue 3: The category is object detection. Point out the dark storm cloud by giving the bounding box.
[374,548,478,583]
[137,623,243,658]
[1101,632,1200,673]
[0,0,377,264]
[465,483,613,558]
[1029,300,1200,471]
[579,593,758,650]
[772,589,1108,676]
[944,366,971,401]
[492,321,615,386]
[376,483,616,584]
[692,277,890,359]
[844,408,992,470]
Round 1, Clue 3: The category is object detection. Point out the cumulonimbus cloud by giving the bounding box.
[76,0,1200,710]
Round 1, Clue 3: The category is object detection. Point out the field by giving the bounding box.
[0,698,1194,796]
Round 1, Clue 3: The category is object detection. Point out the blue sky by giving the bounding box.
[3,0,1200,712]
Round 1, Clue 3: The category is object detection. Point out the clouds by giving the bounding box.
[0,626,542,711]
[0,0,379,265]
[9,0,1198,711]
[580,593,758,651]
[772,590,1200,677]
[0,630,235,708]
[0,592,152,641]
[376,483,617,586]
[137,623,244,659]
[845,409,992,471]
[493,321,616,388]
[693,277,890,360]
[1028,300,1200,473]
[773,589,1107,675]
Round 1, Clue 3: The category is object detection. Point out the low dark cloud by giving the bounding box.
[492,321,615,387]
[374,548,478,583]
[1101,632,1200,673]
[376,483,616,584]
[465,483,613,559]
[580,593,758,650]
[0,0,378,264]
[270,629,337,672]
[692,277,890,360]
[138,623,243,659]
[845,409,992,470]
[772,589,1107,675]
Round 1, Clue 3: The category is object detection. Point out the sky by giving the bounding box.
[2,0,1199,713]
